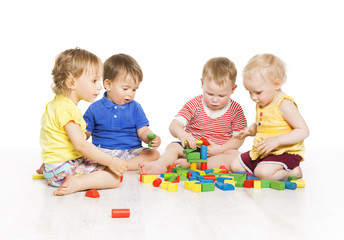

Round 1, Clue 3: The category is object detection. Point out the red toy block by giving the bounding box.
[200,162,207,170]
[120,175,123,182]
[200,137,210,146]
[112,209,130,218]
[166,164,176,173]
[153,178,162,187]
[85,189,100,198]
[172,175,180,183]
[204,175,216,182]
[219,165,229,173]
[244,179,254,188]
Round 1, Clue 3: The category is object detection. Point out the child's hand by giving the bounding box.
[257,137,280,155]
[234,125,255,139]
[150,135,161,149]
[180,132,196,149]
[206,141,222,156]
[108,157,128,177]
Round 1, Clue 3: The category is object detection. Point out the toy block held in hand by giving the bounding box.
[147,133,156,147]
[85,189,100,198]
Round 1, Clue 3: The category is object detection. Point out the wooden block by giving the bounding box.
[271,181,285,190]
[160,181,170,189]
[191,183,202,192]
[141,175,157,183]
[167,183,178,192]
[290,180,305,188]
[260,180,272,188]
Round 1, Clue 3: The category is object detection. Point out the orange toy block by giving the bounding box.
[85,189,100,198]
[112,209,130,218]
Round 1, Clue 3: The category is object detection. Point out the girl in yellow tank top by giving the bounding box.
[231,54,310,181]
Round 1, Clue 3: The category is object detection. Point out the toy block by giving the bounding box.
[288,176,298,181]
[281,181,297,190]
[187,152,201,161]
[216,182,235,191]
[141,175,157,183]
[191,183,202,192]
[172,176,180,183]
[198,179,214,184]
[271,181,285,190]
[167,174,177,182]
[200,137,210,146]
[168,183,178,192]
[152,178,162,187]
[188,170,200,176]
[201,182,215,192]
[219,165,229,173]
[120,175,123,183]
[204,169,214,174]
[184,140,203,147]
[179,174,189,181]
[139,174,146,182]
[188,159,207,163]
[166,164,176,173]
[193,170,206,175]
[244,179,254,188]
[224,179,236,185]
[213,168,222,173]
[188,176,198,181]
[260,180,272,188]
[147,133,156,147]
[230,173,246,182]
[253,180,261,189]
[290,180,305,188]
[185,180,198,190]
[247,176,259,180]
[32,174,45,179]
[235,177,245,187]
[196,176,205,181]
[217,176,234,183]
[204,175,216,182]
[200,162,208,170]
[183,147,198,154]
[190,162,197,170]
[112,209,130,218]
[200,145,207,159]
[160,181,171,189]
[85,189,100,198]
[172,166,185,173]
[163,173,177,180]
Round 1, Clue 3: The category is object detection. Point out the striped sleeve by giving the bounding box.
[176,96,202,122]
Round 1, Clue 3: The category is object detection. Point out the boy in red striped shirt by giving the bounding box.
[139,57,247,174]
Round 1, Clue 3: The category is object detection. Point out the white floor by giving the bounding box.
[0,148,343,240]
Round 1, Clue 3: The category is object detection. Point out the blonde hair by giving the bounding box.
[243,54,287,84]
[103,54,143,84]
[202,57,237,85]
[51,48,102,95]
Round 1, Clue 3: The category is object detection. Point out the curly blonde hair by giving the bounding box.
[202,57,237,86]
[51,48,102,95]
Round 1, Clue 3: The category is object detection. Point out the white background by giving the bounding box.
[0,0,343,153]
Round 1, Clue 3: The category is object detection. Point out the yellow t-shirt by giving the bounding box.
[40,94,87,163]
[249,95,305,161]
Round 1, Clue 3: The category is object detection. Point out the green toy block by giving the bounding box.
[179,174,189,181]
[260,180,272,188]
[163,173,177,180]
[188,159,207,163]
[147,133,156,147]
[172,166,185,173]
[168,174,177,182]
[187,152,201,160]
[270,181,285,190]
[183,148,198,154]
[201,183,215,192]
[288,176,298,181]
[176,169,189,175]
[230,173,246,182]
[235,177,245,187]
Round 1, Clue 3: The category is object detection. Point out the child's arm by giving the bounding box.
[207,137,245,156]
[169,119,197,149]
[65,121,128,176]
[257,100,310,155]
[234,123,257,139]
[137,126,161,149]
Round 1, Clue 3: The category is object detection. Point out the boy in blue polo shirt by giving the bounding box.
[83,54,161,170]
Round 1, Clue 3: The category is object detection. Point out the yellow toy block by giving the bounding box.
[168,183,178,192]
[253,180,261,189]
[160,181,171,189]
[193,169,206,176]
[224,179,236,185]
[290,180,305,188]
[184,140,203,147]
[190,162,197,170]
[141,175,157,183]
[191,183,202,193]
[213,168,223,173]
[32,174,45,179]
[185,181,198,190]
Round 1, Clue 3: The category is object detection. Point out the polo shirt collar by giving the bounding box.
[101,92,128,110]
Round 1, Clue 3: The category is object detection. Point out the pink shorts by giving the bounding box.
[239,151,302,174]
[43,157,105,187]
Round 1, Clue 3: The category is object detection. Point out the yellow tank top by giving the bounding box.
[249,95,305,161]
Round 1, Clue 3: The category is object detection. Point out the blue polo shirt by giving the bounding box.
[83,93,149,150]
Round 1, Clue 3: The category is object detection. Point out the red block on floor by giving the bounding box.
[153,178,162,187]
[85,189,100,198]
[244,180,254,188]
[112,209,130,218]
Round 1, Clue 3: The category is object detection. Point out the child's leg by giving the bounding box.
[138,142,184,174]
[206,150,244,171]
[254,164,303,181]
[126,149,160,171]
[54,169,120,196]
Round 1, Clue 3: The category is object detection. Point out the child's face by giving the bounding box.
[74,67,102,104]
[244,73,279,108]
[104,74,140,106]
[202,77,237,111]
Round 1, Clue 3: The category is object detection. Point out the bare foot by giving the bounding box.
[290,166,303,179]
[53,175,82,196]
[36,163,44,174]
[173,158,189,169]
[138,161,167,175]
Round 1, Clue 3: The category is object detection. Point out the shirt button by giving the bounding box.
[114,115,117,118]
[114,106,117,109]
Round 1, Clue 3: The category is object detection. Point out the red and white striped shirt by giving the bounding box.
[175,95,247,145]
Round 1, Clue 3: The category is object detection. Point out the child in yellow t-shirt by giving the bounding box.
[40,48,128,196]
[231,54,310,181]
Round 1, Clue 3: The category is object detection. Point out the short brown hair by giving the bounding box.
[202,57,237,85]
[51,48,102,95]
[103,54,143,83]
[243,54,287,84]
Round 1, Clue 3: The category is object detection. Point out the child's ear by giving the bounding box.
[65,77,76,90]
[200,78,204,87]
[273,78,282,90]
[103,79,112,91]
[231,84,237,93]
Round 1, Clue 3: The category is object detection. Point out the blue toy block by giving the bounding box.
[200,145,207,159]
[215,182,235,191]
[188,170,200,176]
[247,176,259,180]
[198,179,214,184]
[281,181,297,190]
[204,169,214,174]
[196,176,205,181]
[188,176,198,181]
[217,176,234,183]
